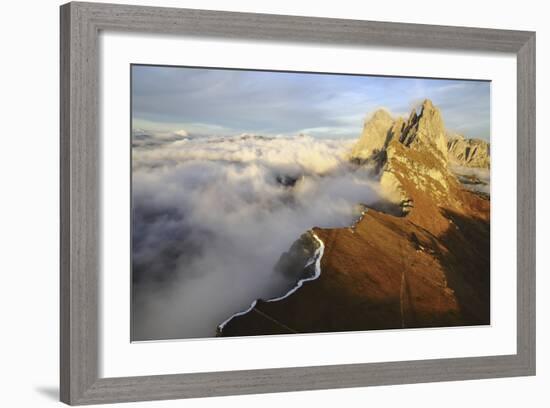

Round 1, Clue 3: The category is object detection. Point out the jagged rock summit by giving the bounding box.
[350,100,465,223]
[351,99,489,169]
[350,108,394,162]
[398,99,448,160]
[447,134,490,169]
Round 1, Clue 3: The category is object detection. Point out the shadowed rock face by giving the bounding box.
[218,99,490,337]
[399,99,449,161]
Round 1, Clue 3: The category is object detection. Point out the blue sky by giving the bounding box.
[132,65,491,141]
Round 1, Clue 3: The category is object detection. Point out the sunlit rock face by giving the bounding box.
[351,99,489,213]
[351,99,461,215]
[351,99,490,170]
[350,109,394,163]
[351,100,448,162]
[399,99,449,161]
[447,134,490,169]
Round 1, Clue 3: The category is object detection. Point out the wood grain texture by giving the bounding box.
[60,2,100,404]
[69,1,533,52]
[60,1,536,405]
[516,34,536,373]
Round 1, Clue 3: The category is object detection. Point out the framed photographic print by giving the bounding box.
[60,1,536,405]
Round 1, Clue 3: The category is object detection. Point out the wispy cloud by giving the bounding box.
[132,65,491,141]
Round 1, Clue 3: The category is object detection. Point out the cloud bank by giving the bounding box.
[132,134,390,340]
[449,165,491,194]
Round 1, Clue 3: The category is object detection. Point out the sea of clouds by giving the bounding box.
[449,164,491,194]
[131,132,392,340]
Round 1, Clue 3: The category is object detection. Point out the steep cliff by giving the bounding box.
[350,109,394,162]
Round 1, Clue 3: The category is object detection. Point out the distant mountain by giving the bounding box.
[218,99,490,337]
[447,134,490,169]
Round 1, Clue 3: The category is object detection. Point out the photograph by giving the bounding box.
[130,65,491,341]
[1,0,542,405]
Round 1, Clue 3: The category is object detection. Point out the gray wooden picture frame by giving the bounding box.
[60,1,536,405]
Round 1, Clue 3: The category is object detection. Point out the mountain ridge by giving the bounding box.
[218,99,490,337]
[351,101,490,169]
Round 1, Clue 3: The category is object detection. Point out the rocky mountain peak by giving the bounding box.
[348,99,485,227]
[399,99,448,160]
[350,108,395,162]
[371,108,393,121]
[446,131,465,141]
[421,98,435,111]
[348,99,490,219]
[351,99,451,165]
[447,136,490,169]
